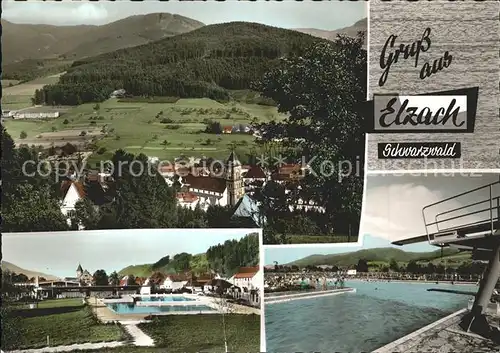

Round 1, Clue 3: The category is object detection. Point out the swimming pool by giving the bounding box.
[107,303,216,314]
[138,296,195,302]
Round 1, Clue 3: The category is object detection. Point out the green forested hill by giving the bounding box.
[287,247,462,267]
[118,232,259,278]
[34,22,325,105]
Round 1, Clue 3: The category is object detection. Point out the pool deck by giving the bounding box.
[373,308,500,353]
[264,288,355,304]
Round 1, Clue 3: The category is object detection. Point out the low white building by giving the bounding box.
[161,275,188,291]
[13,112,59,119]
[176,192,200,210]
[229,266,261,291]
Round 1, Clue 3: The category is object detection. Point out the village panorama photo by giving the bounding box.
[1,229,263,353]
[1,1,367,244]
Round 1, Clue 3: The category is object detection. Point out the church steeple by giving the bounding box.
[76,264,83,277]
[225,150,244,207]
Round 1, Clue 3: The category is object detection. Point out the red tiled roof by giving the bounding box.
[223,126,232,133]
[278,164,302,174]
[176,192,199,203]
[166,274,189,282]
[184,174,226,193]
[234,266,259,278]
[244,165,266,179]
[61,180,85,198]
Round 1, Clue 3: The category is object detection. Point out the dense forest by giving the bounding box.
[206,233,259,276]
[32,22,324,105]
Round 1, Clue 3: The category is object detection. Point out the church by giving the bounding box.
[175,151,246,211]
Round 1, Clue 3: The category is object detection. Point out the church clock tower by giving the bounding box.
[225,150,244,207]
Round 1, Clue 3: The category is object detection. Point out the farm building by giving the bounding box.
[13,112,59,119]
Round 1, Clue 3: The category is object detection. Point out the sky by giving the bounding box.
[2,0,367,30]
[362,172,500,243]
[2,229,260,278]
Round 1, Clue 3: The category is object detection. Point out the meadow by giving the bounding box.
[4,76,286,165]
[1,74,63,110]
[4,298,127,350]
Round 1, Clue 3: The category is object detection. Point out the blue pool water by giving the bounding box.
[138,296,195,302]
[265,280,478,353]
[108,303,215,314]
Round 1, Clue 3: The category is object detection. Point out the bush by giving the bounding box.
[20,131,27,139]
[63,119,69,124]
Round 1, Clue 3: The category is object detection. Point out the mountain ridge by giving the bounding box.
[281,247,460,267]
[294,18,367,43]
[1,261,60,280]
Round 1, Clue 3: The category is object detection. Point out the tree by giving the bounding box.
[406,260,421,274]
[389,259,399,272]
[20,131,27,139]
[254,34,366,235]
[356,259,369,273]
[109,271,120,286]
[127,274,137,286]
[172,253,193,273]
[93,269,109,286]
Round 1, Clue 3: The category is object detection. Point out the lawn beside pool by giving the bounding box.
[3,298,128,350]
[139,314,260,353]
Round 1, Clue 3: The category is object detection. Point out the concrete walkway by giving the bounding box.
[122,323,155,347]
[6,341,124,353]
[373,308,500,353]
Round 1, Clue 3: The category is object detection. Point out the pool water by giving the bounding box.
[138,296,195,302]
[108,303,215,314]
[266,280,478,353]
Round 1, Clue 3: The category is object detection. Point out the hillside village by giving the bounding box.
[6,263,262,307]
[2,14,367,244]
[59,149,325,230]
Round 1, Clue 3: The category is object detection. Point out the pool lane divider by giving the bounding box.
[264,288,356,304]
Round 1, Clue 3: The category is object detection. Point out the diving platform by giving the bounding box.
[393,179,500,248]
[391,178,500,342]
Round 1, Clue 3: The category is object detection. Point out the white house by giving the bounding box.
[230,266,261,291]
[161,275,188,291]
[347,269,357,276]
[60,180,85,228]
[176,192,200,210]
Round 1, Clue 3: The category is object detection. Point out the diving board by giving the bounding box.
[393,179,500,247]
[391,178,500,339]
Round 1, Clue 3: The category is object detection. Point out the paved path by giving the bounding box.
[6,341,124,353]
[122,323,155,347]
[373,308,500,353]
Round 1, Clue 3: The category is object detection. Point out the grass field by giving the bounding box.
[4,90,286,165]
[2,73,63,110]
[288,234,358,244]
[4,298,127,350]
[139,314,260,353]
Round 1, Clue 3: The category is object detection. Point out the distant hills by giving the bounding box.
[285,247,462,267]
[1,261,59,280]
[2,13,205,80]
[295,18,367,42]
[2,13,204,64]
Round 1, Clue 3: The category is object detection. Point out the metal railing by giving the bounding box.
[422,180,500,245]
